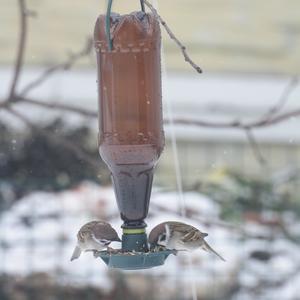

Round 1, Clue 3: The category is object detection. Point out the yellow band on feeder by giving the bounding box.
[123,228,146,235]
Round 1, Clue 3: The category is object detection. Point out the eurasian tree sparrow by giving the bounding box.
[149,221,225,261]
[71,220,121,261]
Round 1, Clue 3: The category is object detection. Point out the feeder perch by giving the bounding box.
[94,4,172,269]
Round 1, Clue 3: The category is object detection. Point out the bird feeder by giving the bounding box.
[94,3,175,269]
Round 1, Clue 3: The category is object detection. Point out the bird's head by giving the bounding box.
[157,232,168,247]
[78,229,91,243]
[148,222,170,250]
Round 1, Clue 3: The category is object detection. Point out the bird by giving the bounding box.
[70,220,121,261]
[148,221,225,261]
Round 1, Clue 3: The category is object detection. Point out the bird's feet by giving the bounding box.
[107,246,119,255]
[93,250,101,258]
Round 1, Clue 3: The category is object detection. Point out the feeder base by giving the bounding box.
[97,249,175,270]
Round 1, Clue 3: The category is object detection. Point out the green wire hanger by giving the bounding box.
[106,0,145,51]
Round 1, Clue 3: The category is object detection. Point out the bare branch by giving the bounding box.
[6,107,100,170]
[143,0,202,73]
[169,107,300,130]
[258,108,300,127]
[20,37,93,96]
[166,117,244,129]
[2,93,300,130]
[17,96,98,118]
[8,0,28,99]
[263,76,299,120]
[245,129,268,168]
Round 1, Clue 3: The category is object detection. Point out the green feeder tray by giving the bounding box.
[97,227,176,270]
[97,249,175,270]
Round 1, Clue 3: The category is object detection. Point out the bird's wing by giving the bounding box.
[181,229,202,242]
[168,222,192,234]
[168,222,204,235]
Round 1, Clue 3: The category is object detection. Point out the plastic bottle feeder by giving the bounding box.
[94,5,175,270]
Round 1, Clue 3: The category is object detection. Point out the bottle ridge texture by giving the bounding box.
[94,12,164,228]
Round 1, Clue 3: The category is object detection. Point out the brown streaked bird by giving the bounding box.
[148,221,225,261]
[70,221,121,261]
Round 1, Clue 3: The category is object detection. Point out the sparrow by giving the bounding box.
[70,220,121,261]
[148,221,225,261]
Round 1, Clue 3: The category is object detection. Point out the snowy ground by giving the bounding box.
[1,182,300,299]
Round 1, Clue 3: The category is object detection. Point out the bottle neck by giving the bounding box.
[121,220,147,229]
[121,225,149,252]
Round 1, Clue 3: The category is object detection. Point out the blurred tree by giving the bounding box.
[0,119,109,208]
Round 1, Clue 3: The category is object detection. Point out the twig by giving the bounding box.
[2,95,300,129]
[143,0,202,73]
[8,0,28,99]
[6,107,100,170]
[140,0,145,12]
[263,76,299,120]
[166,117,244,129]
[169,108,300,129]
[17,96,98,118]
[245,129,268,168]
[20,37,93,96]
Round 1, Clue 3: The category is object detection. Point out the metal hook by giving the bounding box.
[106,0,146,51]
[105,0,113,51]
[140,0,145,12]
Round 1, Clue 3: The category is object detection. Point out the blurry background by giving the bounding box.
[1,0,300,299]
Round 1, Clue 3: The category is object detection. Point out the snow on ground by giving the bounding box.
[0,182,300,299]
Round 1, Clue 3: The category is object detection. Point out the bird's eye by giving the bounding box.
[100,239,110,245]
[159,233,166,242]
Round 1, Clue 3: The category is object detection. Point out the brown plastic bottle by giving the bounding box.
[94,12,164,228]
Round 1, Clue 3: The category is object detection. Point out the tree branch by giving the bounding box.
[245,129,268,168]
[17,96,98,118]
[8,0,28,99]
[20,37,93,96]
[2,94,300,131]
[6,107,100,170]
[143,0,202,73]
[169,107,300,130]
[262,76,299,120]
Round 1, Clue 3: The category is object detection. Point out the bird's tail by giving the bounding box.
[70,245,81,261]
[202,241,226,262]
